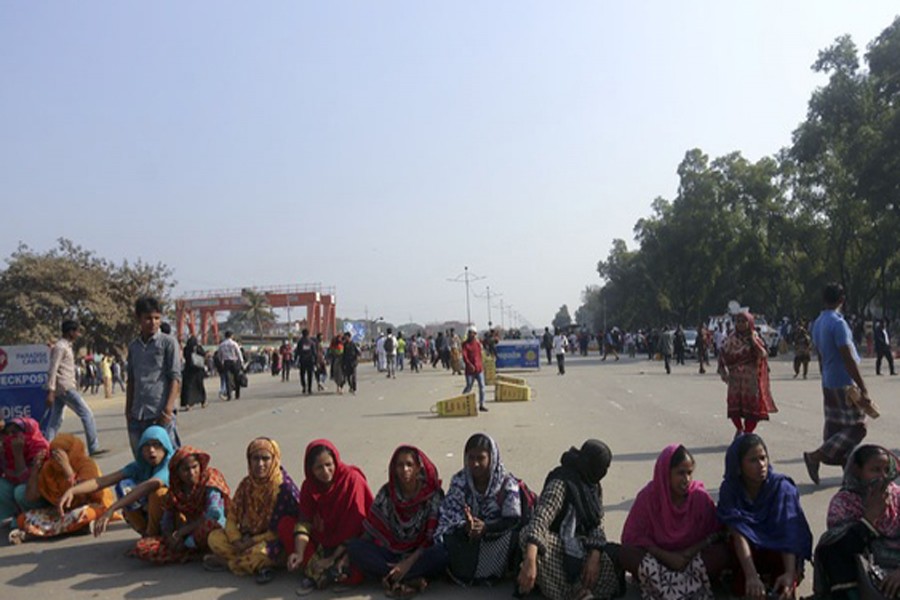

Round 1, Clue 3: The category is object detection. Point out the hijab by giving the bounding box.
[840,444,900,494]
[121,426,175,486]
[544,439,611,532]
[364,445,443,553]
[621,444,720,551]
[164,446,231,520]
[436,433,522,539]
[38,433,111,508]
[299,439,373,548]
[230,437,297,536]
[2,417,51,484]
[717,434,812,559]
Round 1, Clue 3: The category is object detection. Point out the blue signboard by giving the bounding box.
[343,321,368,344]
[495,340,541,369]
[0,344,50,421]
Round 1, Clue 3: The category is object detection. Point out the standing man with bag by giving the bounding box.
[803,283,876,485]
[43,319,107,456]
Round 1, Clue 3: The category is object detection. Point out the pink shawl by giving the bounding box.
[621,444,721,551]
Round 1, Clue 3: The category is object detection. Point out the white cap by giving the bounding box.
[467,325,477,334]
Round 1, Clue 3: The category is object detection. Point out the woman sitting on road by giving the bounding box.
[204,437,299,583]
[347,445,447,597]
[814,444,900,599]
[619,444,729,600]
[59,426,174,537]
[517,439,622,600]
[133,446,230,564]
[436,433,530,586]
[0,418,51,525]
[284,439,373,595]
[9,433,114,543]
[717,312,777,437]
[717,434,812,600]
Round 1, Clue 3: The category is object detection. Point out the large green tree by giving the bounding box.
[0,239,175,353]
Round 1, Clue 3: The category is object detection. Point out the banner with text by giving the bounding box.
[494,340,541,370]
[0,345,50,421]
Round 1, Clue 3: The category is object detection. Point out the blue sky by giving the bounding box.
[2,2,898,328]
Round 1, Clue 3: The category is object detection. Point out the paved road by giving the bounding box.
[2,353,898,599]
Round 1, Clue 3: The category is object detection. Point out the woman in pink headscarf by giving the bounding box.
[0,418,51,523]
[717,312,777,437]
[619,444,729,600]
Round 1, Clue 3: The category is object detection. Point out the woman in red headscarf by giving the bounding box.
[347,445,447,597]
[133,446,230,564]
[717,312,777,437]
[0,418,50,523]
[620,444,729,600]
[282,439,373,595]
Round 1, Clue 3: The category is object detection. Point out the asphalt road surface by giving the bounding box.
[2,352,897,599]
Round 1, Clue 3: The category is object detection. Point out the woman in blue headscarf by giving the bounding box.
[58,426,174,537]
[717,433,812,600]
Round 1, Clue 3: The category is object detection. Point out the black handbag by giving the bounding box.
[238,372,248,388]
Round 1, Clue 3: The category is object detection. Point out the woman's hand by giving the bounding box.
[773,571,796,600]
[581,549,601,591]
[516,555,537,595]
[464,506,485,540]
[232,536,255,553]
[58,488,75,515]
[287,552,304,572]
[880,569,900,598]
[745,573,766,600]
[165,530,185,551]
[92,512,112,537]
[384,556,414,586]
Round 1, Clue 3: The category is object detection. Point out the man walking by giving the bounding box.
[217,331,244,400]
[341,332,360,394]
[295,329,316,394]
[552,328,568,375]
[383,328,397,379]
[126,296,181,455]
[43,319,107,456]
[542,327,553,365]
[874,320,896,376]
[659,326,675,374]
[803,283,876,485]
[461,326,488,412]
[280,339,293,382]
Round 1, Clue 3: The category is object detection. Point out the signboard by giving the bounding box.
[494,340,541,370]
[0,344,50,421]
[343,321,367,344]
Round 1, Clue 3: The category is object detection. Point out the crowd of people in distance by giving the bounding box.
[3,418,900,600]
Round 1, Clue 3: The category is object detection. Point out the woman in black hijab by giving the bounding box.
[181,336,207,410]
[516,440,622,600]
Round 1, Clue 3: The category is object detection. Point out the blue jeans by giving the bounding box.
[127,416,180,458]
[463,372,486,407]
[41,389,101,454]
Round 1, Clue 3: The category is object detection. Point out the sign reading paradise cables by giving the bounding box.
[0,345,50,421]
[494,340,541,370]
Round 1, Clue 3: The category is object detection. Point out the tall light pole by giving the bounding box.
[474,286,501,329]
[447,266,486,326]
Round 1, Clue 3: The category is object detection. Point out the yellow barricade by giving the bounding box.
[495,381,531,402]
[484,355,497,385]
[496,374,526,386]
[431,392,478,417]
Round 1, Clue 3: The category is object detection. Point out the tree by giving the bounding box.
[552,305,572,331]
[0,239,175,354]
[226,289,277,336]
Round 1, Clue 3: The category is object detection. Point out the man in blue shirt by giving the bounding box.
[803,283,872,484]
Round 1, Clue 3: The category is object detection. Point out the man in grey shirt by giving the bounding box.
[126,296,181,455]
[43,319,107,456]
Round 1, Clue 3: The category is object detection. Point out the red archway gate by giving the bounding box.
[175,284,336,345]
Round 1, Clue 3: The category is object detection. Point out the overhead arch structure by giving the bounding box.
[175,284,336,345]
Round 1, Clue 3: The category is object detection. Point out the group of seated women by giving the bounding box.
[2,416,900,600]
